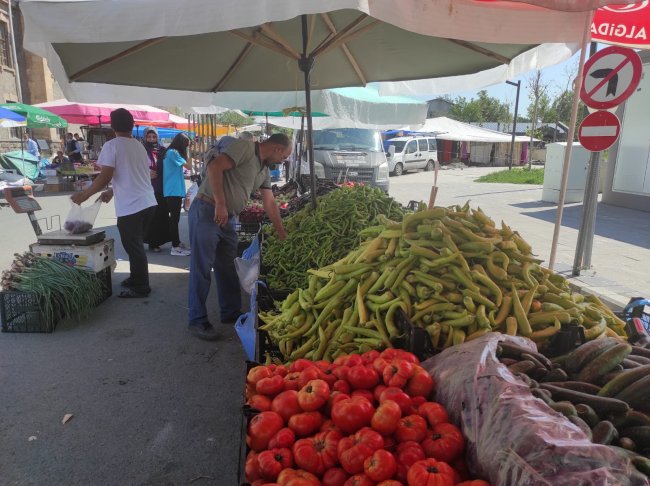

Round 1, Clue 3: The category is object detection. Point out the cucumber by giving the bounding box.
[615,374,650,412]
[539,384,630,416]
[631,346,650,359]
[540,368,569,383]
[611,411,650,429]
[592,420,618,445]
[549,400,577,417]
[627,354,650,366]
[521,352,550,371]
[542,381,601,395]
[499,357,519,366]
[622,358,642,369]
[529,367,548,381]
[531,387,553,405]
[568,415,593,440]
[565,338,619,374]
[598,365,650,398]
[632,456,650,476]
[576,343,632,384]
[620,426,650,449]
[576,403,600,428]
[499,342,552,369]
[550,353,571,367]
[618,437,637,451]
[508,360,536,375]
[516,372,533,387]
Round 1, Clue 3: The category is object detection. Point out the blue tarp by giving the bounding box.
[132,126,194,140]
[0,151,41,180]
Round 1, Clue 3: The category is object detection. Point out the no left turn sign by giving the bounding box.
[580,46,642,109]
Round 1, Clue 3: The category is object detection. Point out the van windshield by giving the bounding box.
[312,129,382,152]
[385,140,407,153]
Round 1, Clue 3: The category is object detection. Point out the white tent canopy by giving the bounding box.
[256,115,421,131]
[418,117,536,143]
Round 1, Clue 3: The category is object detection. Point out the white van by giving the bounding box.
[385,136,438,176]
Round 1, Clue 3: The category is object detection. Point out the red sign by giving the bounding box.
[593,2,650,48]
[578,111,621,152]
[580,46,642,109]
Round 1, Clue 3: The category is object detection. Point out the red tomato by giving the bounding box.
[248,394,272,412]
[277,468,321,486]
[373,385,387,403]
[272,390,303,423]
[245,450,261,482]
[377,481,404,486]
[322,467,350,486]
[320,419,341,433]
[299,367,322,388]
[351,389,375,405]
[452,456,470,482]
[333,355,349,367]
[343,474,376,486]
[456,481,491,486]
[247,411,284,451]
[421,422,465,463]
[290,359,317,373]
[337,427,384,474]
[370,400,402,436]
[333,380,351,394]
[320,368,338,387]
[268,427,296,449]
[379,387,412,414]
[364,449,397,482]
[383,436,397,452]
[347,365,380,390]
[292,430,341,476]
[284,372,303,391]
[406,458,455,486]
[382,360,414,388]
[381,349,419,364]
[405,369,434,398]
[395,441,425,483]
[288,411,323,437]
[372,357,390,375]
[331,396,375,434]
[361,349,380,365]
[314,360,331,372]
[417,402,449,428]
[274,364,289,377]
[409,396,426,414]
[256,374,287,396]
[247,366,273,387]
[326,392,350,416]
[298,379,330,412]
[250,480,268,486]
[344,354,363,367]
[332,365,350,381]
[395,415,428,443]
[257,447,293,481]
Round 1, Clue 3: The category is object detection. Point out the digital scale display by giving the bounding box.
[3,186,42,213]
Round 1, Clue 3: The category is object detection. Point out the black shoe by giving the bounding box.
[220,313,241,325]
[121,277,134,288]
[118,288,151,299]
[189,322,219,341]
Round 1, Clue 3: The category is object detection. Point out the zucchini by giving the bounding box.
[598,365,650,398]
[521,352,550,371]
[592,420,618,445]
[576,343,632,384]
[539,368,569,383]
[499,358,519,366]
[622,358,642,369]
[542,381,601,395]
[576,404,600,428]
[627,354,650,366]
[539,384,629,416]
[631,346,650,359]
[632,456,650,476]
[530,387,553,405]
[620,426,650,449]
[568,415,593,440]
[618,437,637,451]
[549,400,577,417]
[615,374,650,412]
[565,338,619,374]
[507,360,536,375]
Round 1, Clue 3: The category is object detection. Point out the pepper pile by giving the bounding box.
[244,349,490,486]
[262,185,405,290]
[259,204,626,363]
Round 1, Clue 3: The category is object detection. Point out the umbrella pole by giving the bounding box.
[300,14,317,209]
[548,11,593,271]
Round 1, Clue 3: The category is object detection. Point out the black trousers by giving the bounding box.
[117,206,155,292]
[166,196,183,247]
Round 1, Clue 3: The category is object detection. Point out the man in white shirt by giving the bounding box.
[24,132,40,159]
[72,108,157,298]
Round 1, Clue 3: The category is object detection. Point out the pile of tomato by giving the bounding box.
[244,349,490,486]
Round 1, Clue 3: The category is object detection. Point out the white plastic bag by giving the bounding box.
[184,181,199,212]
[235,236,261,294]
[64,200,101,234]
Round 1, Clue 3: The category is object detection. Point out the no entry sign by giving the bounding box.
[580,46,642,109]
[578,111,621,152]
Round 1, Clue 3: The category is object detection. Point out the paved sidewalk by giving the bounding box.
[388,166,650,309]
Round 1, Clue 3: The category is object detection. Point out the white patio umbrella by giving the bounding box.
[20,0,630,206]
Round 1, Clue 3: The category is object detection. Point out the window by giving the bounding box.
[418,139,428,152]
[0,22,11,68]
[405,141,417,154]
[428,138,437,151]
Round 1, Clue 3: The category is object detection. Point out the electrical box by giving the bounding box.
[542,142,590,204]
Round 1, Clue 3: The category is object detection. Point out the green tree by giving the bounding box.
[216,111,254,127]
[449,96,483,122]
[476,90,511,123]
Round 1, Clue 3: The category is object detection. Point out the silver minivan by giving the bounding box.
[385,136,438,176]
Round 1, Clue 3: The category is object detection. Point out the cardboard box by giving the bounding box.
[44,182,74,193]
[30,239,115,272]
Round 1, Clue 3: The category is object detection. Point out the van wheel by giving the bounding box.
[425,160,435,171]
[392,163,403,176]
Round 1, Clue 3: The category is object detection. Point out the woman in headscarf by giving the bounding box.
[142,127,170,252]
[163,133,192,256]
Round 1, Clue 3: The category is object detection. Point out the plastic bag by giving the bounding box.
[422,333,646,486]
[64,200,101,234]
[235,283,259,361]
[235,236,260,295]
[184,181,199,212]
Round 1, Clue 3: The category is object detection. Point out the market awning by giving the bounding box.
[417,117,538,143]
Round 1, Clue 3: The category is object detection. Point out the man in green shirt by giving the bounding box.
[188,133,290,340]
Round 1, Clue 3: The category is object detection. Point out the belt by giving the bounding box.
[196,193,215,206]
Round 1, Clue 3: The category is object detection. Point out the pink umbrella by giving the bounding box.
[33,99,171,126]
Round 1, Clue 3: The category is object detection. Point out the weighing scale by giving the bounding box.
[3,186,105,245]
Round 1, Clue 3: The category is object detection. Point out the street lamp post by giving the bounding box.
[506,80,521,170]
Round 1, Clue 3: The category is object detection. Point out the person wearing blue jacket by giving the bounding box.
[163,133,192,256]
